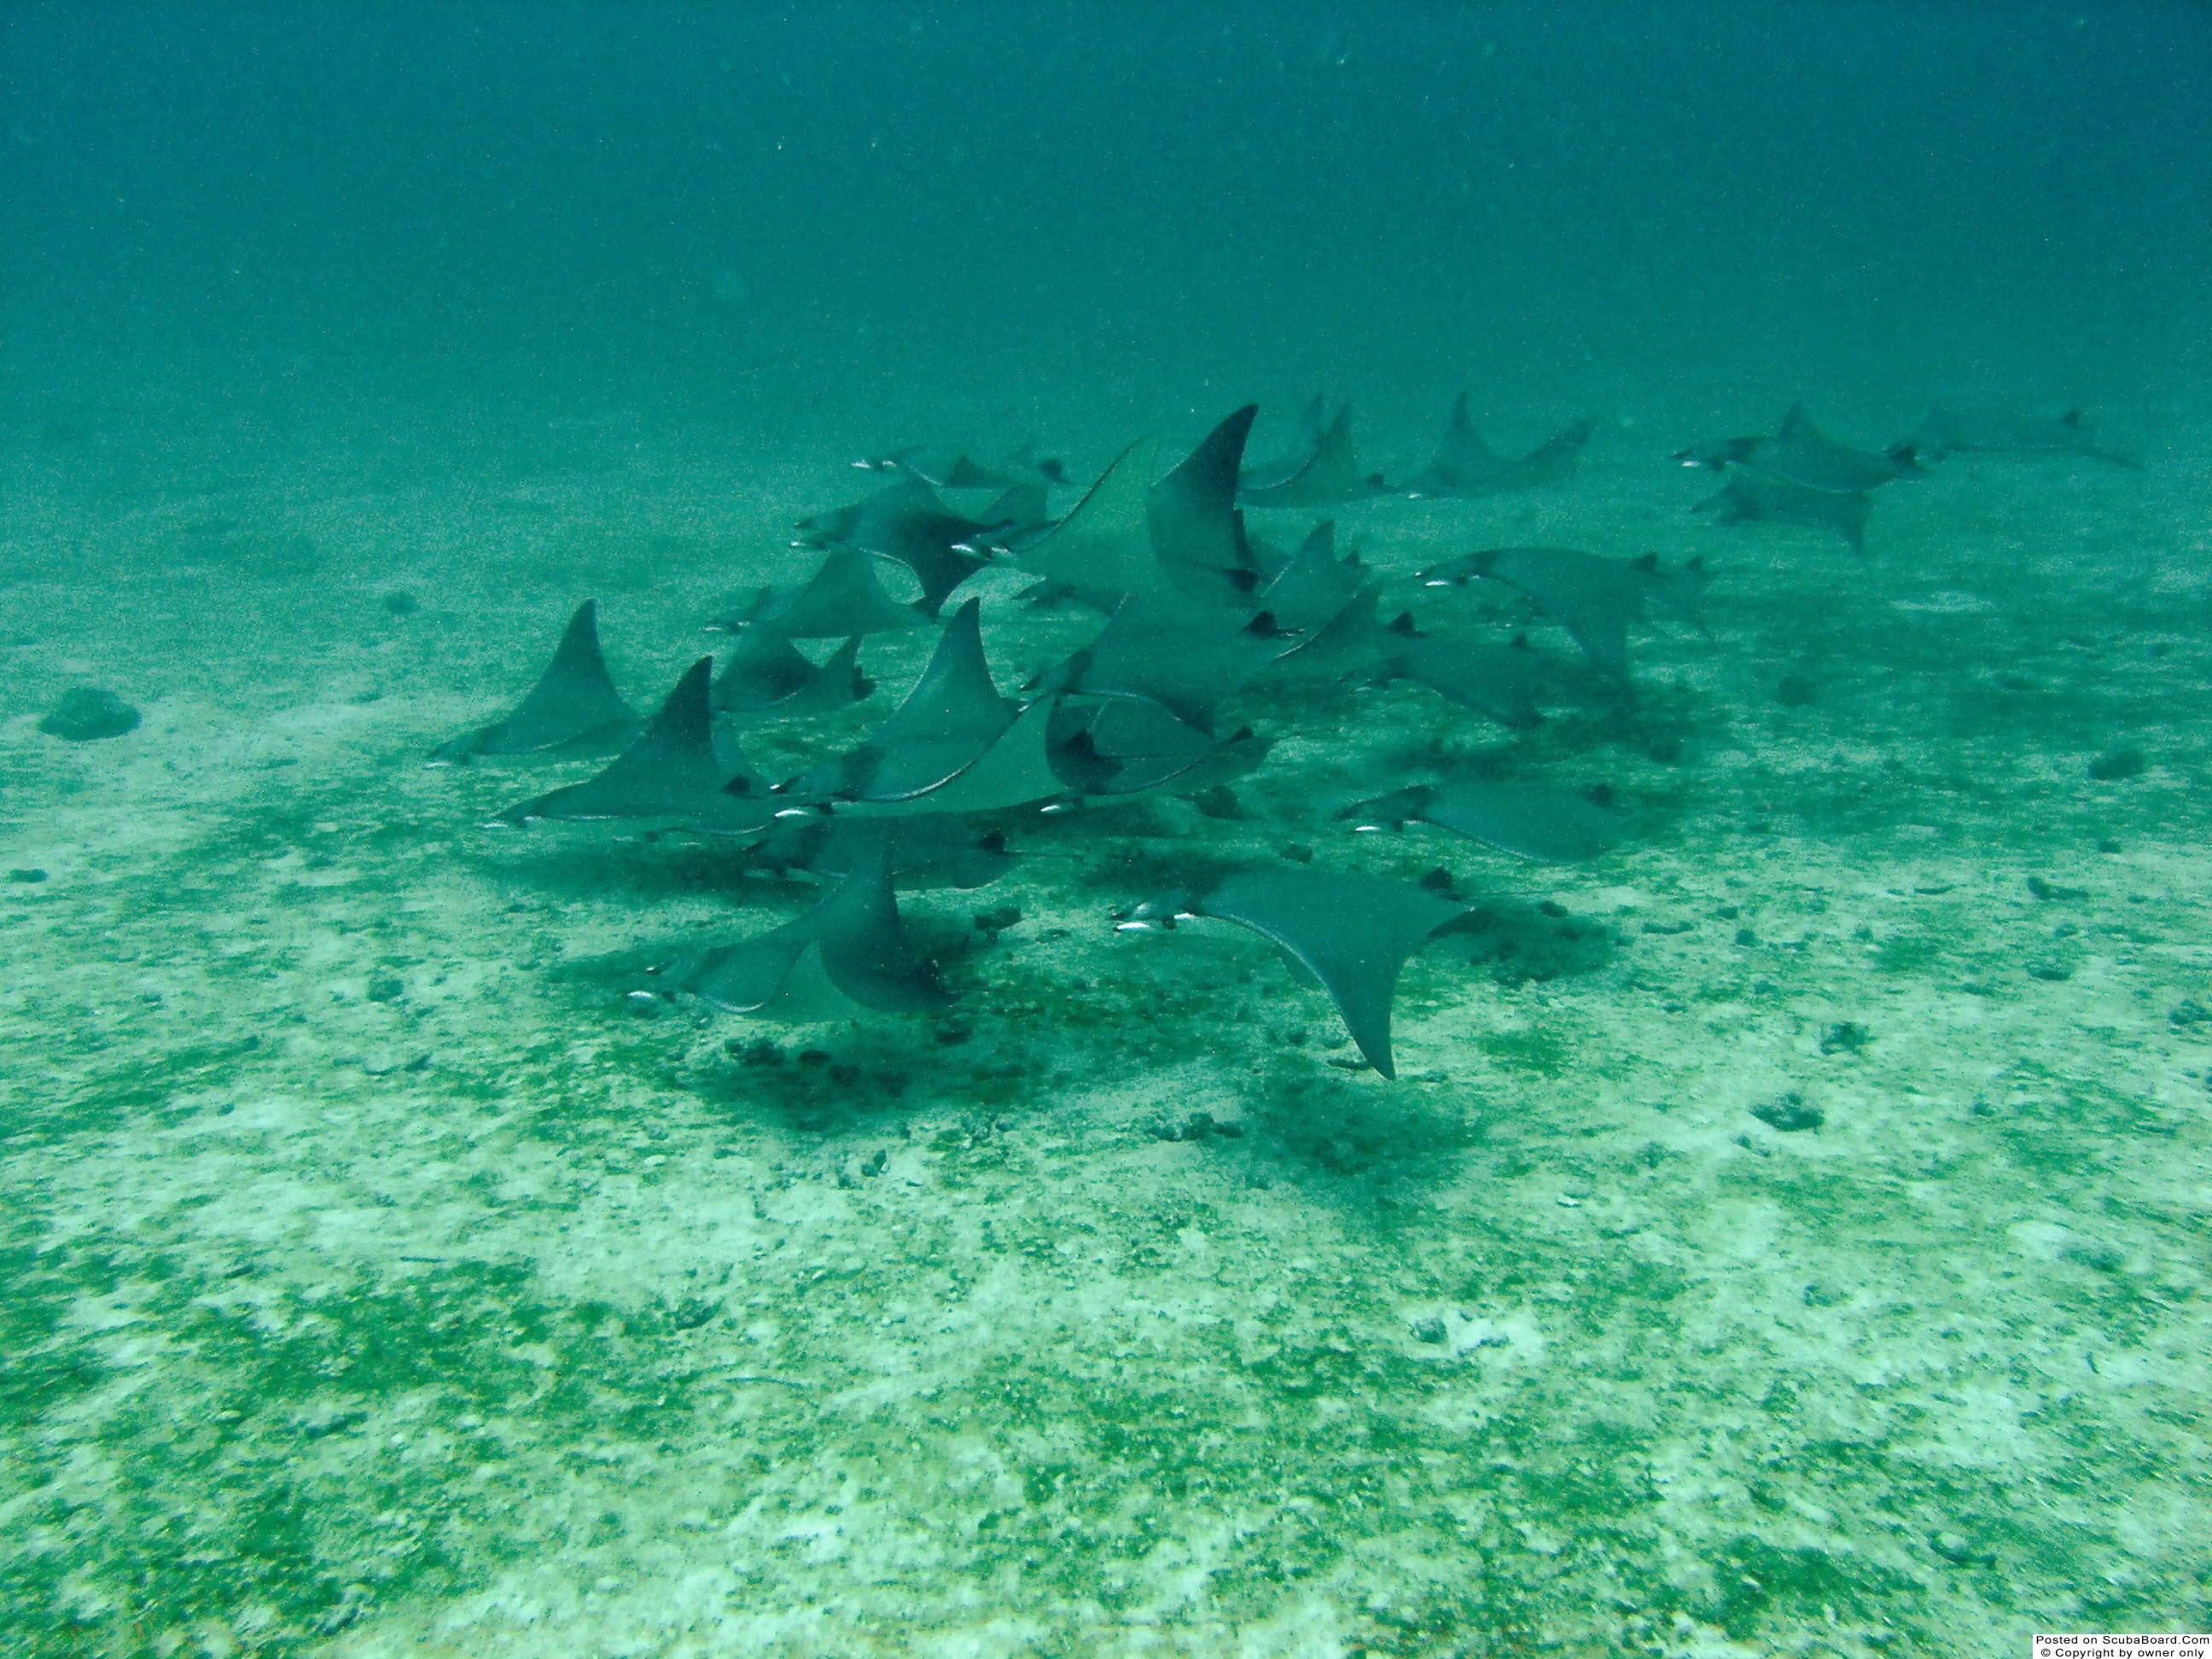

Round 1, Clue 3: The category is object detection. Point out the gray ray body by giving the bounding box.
[1119,869,1469,1079]
[1047,697,1272,798]
[1150,405,1266,601]
[795,479,998,619]
[741,812,1014,890]
[1033,595,1287,733]
[431,599,637,764]
[991,434,1173,607]
[1915,406,2139,467]
[497,657,772,831]
[1676,405,1924,492]
[1374,613,1540,729]
[1340,781,1619,864]
[1402,394,1593,497]
[858,443,1067,492]
[1237,400,1382,509]
[788,598,1032,806]
[708,547,926,639]
[1253,521,1368,632]
[1419,547,1707,683]
[712,632,873,721]
[1694,475,1869,555]
[672,845,956,1016]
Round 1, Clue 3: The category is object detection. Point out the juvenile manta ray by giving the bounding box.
[1237,399,1383,509]
[1400,393,1594,498]
[1420,547,1708,683]
[1674,405,1924,493]
[430,599,637,763]
[1914,407,2139,468]
[670,844,955,1016]
[1694,475,1870,556]
[1340,781,1621,864]
[496,658,772,832]
[1117,869,1470,1078]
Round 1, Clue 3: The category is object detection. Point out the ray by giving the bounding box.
[1034,594,1288,732]
[1418,547,1641,682]
[1237,394,1330,495]
[742,812,1015,890]
[1253,520,1367,631]
[675,845,956,1016]
[708,547,927,639]
[994,434,1172,603]
[712,632,874,721]
[1046,697,1272,798]
[1374,613,1540,728]
[1237,402,1382,509]
[1694,476,1870,555]
[1400,397,1592,498]
[1915,406,2139,468]
[497,658,770,830]
[787,598,1026,806]
[1340,781,1620,864]
[1262,583,1382,684]
[1674,405,1924,493]
[1149,405,1266,601]
[431,599,637,763]
[795,479,995,618]
[1117,870,1468,1078]
[859,443,1067,492]
[1397,392,1501,497]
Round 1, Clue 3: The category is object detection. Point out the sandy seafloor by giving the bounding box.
[3,385,2209,1659]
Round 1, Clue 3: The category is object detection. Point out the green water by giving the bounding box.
[3,4,2209,1654]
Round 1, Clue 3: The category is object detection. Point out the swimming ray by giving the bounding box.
[994,435,1172,603]
[1118,870,1468,1078]
[1263,583,1382,685]
[1340,781,1620,864]
[1675,405,1924,493]
[498,657,770,828]
[742,812,1015,890]
[1254,521,1367,631]
[1149,405,1266,601]
[1400,396,1593,498]
[431,599,637,763]
[677,845,956,1016]
[1915,406,2139,468]
[1694,476,1869,555]
[712,632,873,721]
[1374,612,1540,728]
[859,443,1067,492]
[1047,697,1272,797]
[1033,594,1287,732]
[1418,546,1706,683]
[708,547,927,639]
[1238,402,1382,508]
[1237,394,1330,495]
[795,479,996,618]
[787,598,1027,806]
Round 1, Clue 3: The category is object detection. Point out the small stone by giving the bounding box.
[365,975,405,1003]
[7,868,46,883]
[1928,1530,1982,1566]
[2168,1001,2209,1028]
[39,687,140,742]
[1411,1315,1448,1344]
[1417,866,1456,894]
[381,591,420,616]
[2087,746,2145,781]
[1279,842,1314,864]
[972,904,1022,936]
